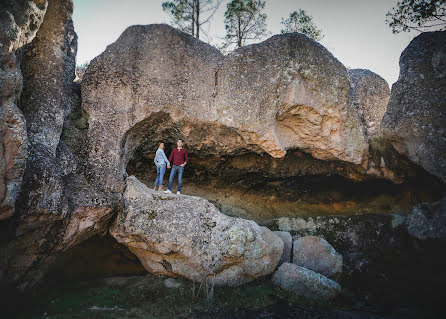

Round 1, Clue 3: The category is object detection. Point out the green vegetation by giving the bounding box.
[162,0,221,39]
[386,0,446,33]
[9,275,340,319]
[222,0,268,49]
[280,9,323,41]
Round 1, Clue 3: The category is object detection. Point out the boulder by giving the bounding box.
[272,262,340,300]
[348,69,390,138]
[272,214,406,274]
[110,176,283,286]
[273,231,292,265]
[406,195,446,240]
[81,24,369,194]
[380,31,446,182]
[292,236,342,279]
[0,0,48,219]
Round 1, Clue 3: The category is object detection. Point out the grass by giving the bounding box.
[6,274,343,319]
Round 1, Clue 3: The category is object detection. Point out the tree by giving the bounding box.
[223,0,268,49]
[386,0,446,33]
[162,0,221,39]
[280,9,323,42]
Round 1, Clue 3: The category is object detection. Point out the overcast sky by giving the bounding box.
[73,0,418,86]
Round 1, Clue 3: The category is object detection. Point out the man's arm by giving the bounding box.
[184,149,189,165]
[168,150,174,164]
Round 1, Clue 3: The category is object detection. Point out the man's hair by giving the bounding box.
[177,139,182,143]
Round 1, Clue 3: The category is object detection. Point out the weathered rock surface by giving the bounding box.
[272,262,340,300]
[81,24,371,194]
[1,0,118,290]
[349,69,390,138]
[110,176,283,286]
[271,214,409,274]
[380,31,446,182]
[406,195,446,240]
[292,236,342,279]
[273,231,292,265]
[0,0,48,220]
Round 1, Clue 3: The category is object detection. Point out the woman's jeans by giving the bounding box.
[168,165,184,191]
[154,164,166,187]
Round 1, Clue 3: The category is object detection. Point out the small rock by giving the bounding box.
[164,278,182,288]
[272,263,340,300]
[292,236,342,279]
[273,231,292,265]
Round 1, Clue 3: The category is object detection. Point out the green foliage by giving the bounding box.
[162,0,221,39]
[386,0,446,33]
[223,0,268,49]
[280,9,323,42]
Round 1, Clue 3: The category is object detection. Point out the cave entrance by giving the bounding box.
[122,113,446,223]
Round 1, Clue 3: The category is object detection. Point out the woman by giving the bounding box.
[154,142,170,191]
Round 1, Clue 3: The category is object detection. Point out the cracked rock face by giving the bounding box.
[82,24,370,194]
[380,31,446,182]
[0,0,48,220]
[110,176,283,286]
[349,69,390,138]
[1,0,118,290]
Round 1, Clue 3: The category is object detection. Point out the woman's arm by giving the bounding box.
[162,150,170,166]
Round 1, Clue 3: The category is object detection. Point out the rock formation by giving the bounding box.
[274,231,292,265]
[0,0,444,296]
[1,0,117,290]
[110,176,283,286]
[292,236,342,279]
[349,68,390,138]
[406,195,446,240]
[0,0,48,220]
[380,31,446,182]
[272,262,341,300]
[81,24,374,195]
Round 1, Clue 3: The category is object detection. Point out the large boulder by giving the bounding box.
[349,69,390,138]
[292,236,342,279]
[110,176,283,286]
[272,262,340,300]
[81,24,369,194]
[0,0,48,220]
[380,31,446,182]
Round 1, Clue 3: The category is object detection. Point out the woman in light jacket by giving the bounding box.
[154,142,170,191]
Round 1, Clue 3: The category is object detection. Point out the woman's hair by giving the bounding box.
[158,142,164,147]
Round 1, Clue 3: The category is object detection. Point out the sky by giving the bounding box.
[72,0,418,86]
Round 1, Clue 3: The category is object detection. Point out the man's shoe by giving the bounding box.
[164,189,172,194]
[176,191,181,195]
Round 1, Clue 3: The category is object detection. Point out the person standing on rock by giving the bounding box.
[154,142,170,191]
[165,139,189,194]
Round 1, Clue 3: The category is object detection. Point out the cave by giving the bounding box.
[122,112,445,223]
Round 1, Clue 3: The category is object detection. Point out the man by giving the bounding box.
[165,139,189,194]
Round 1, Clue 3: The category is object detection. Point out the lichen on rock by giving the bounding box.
[110,176,283,286]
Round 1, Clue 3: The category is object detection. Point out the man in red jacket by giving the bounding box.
[165,139,189,194]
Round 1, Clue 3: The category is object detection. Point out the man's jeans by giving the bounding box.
[154,164,166,187]
[168,165,184,191]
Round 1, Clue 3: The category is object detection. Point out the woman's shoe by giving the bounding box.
[158,185,164,191]
[154,185,158,191]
